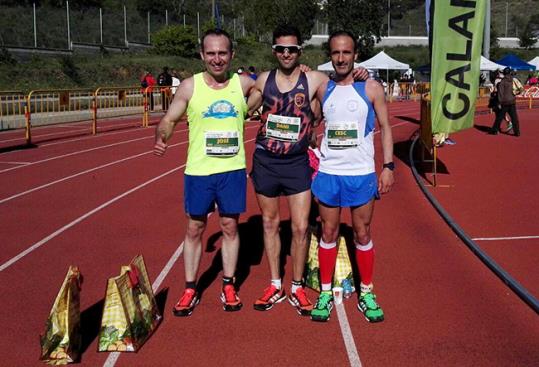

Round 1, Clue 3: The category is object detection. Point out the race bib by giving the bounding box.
[205,131,239,156]
[265,114,301,141]
[327,122,359,149]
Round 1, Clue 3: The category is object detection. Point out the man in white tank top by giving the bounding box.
[310,31,395,323]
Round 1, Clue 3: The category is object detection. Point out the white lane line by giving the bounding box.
[472,235,539,241]
[336,303,363,367]
[0,136,150,173]
[0,135,258,272]
[0,165,184,272]
[0,125,260,203]
[102,241,185,367]
[0,161,30,165]
[0,140,187,204]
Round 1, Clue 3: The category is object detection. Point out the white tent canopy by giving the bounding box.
[317,61,362,71]
[480,56,505,71]
[357,51,409,70]
[529,56,539,69]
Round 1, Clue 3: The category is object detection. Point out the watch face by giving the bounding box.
[383,162,395,171]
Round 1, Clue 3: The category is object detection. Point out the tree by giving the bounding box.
[519,22,537,49]
[325,0,386,59]
[239,0,319,42]
[151,25,198,57]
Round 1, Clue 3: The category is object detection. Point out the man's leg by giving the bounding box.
[173,215,206,316]
[253,193,287,310]
[287,190,311,282]
[507,104,520,136]
[311,202,340,322]
[183,215,207,283]
[351,200,384,323]
[219,214,243,311]
[491,107,506,134]
[317,203,341,291]
[219,214,240,279]
[286,190,315,315]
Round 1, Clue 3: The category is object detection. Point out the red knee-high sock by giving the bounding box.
[318,239,338,291]
[355,240,374,286]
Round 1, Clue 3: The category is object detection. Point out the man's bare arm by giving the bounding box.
[154,78,193,156]
[245,71,269,118]
[367,79,394,193]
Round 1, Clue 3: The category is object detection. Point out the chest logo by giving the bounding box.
[294,93,306,108]
[347,100,359,112]
[203,100,238,119]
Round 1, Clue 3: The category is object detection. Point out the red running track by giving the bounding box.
[0,101,537,366]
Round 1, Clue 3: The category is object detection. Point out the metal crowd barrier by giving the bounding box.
[93,86,145,134]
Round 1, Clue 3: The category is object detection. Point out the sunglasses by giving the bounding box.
[272,44,302,54]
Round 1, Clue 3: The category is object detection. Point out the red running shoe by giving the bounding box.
[253,285,286,311]
[172,288,199,317]
[221,284,243,312]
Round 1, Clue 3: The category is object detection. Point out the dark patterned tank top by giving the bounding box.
[255,69,315,155]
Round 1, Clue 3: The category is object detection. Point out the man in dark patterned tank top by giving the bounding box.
[248,24,368,316]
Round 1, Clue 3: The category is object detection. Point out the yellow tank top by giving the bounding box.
[185,73,247,175]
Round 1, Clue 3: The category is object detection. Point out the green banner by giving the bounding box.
[431,1,486,134]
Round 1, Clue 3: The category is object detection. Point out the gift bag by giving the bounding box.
[40,266,82,365]
[305,235,355,293]
[98,255,161,352]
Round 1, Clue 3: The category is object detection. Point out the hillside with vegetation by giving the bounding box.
[0,0,537,91]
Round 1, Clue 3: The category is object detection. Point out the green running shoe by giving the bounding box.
[311,291,333,322]
[357,291,384,323]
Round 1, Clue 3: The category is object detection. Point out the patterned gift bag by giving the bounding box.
[98,255,161,352]
[40,266,82,365]
[305,235,355,293]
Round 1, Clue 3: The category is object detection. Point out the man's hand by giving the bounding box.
[378,169,394,194]
[299,64,312,73]
[352,67,369,81]
[154,137,167,156]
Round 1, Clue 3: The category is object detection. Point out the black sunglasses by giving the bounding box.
[272,44,302,54]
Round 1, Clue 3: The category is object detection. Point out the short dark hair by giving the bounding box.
[272,24,302,45]
[503,67,511,75]
[328,30,358,52]
[201,29,233,52]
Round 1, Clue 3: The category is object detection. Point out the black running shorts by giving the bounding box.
[251,148,311,197]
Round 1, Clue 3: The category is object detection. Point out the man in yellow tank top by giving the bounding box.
[153,29,259,316]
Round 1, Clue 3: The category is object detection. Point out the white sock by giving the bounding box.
[271,279,282,289]
[321,283,332,292]
[360,283,373,294]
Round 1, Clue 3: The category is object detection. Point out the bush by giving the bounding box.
[152,25,198,58]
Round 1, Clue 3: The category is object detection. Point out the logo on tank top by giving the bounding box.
[203,100,238,119]
[347,100,359,112]
[294,93,306,108]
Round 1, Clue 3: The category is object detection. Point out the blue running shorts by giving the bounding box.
[312,171,379,208]
[184,169,246,216]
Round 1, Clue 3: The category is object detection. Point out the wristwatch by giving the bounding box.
[382,162,395,171]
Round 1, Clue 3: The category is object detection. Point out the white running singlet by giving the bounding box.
[319,80,376,175]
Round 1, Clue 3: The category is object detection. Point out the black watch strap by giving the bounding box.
[383,162,395,171]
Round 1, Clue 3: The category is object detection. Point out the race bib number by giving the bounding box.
[327,122,359,149]
[265,114,301,141]
[205,131,239,156]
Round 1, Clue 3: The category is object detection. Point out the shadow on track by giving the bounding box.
[197,215,293,296]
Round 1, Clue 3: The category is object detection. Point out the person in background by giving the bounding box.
[157,67,173,111]
[171,69,181,96]
[248,66,258,80]
[140,70,156,111]
[490,67,521,137]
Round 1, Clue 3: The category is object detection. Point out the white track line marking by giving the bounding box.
[472,235,539,241]
[0,165,184,272]
[0,136,257,272]
[336,303,363,367]
[0,136,150,173]
[102,241,185,367]
[0,161,30,165]
[0,141,187,204]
